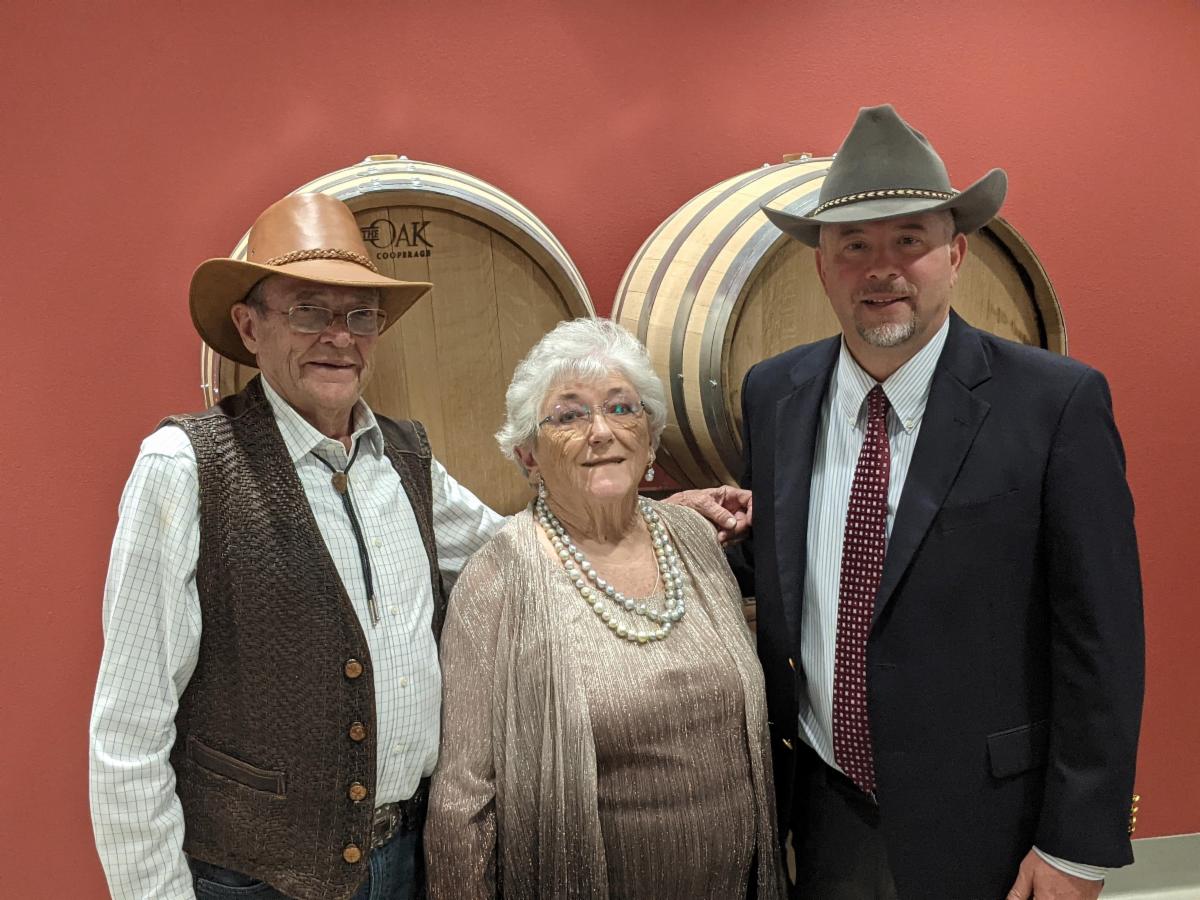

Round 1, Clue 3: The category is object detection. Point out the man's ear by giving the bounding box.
[814,246,829,292]
[948,231,968,284]
[950,230,969,270]
[230,303,260,356]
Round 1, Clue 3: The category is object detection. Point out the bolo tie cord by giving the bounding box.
[313,441,381,625]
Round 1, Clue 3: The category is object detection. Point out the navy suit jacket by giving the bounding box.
[737,311,1143,899]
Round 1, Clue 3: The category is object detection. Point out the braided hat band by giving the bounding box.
[263,247,380,273]
[813,188,956,217]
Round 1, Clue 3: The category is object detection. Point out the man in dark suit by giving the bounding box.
[740,105,1143,899]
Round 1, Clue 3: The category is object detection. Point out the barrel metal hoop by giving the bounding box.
[668,166,829,485]
[634,166,790,347]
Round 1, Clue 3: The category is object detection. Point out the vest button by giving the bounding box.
[348,782,368,802]
[342,844,363,864]
[349,722,367,742]
[344,659,364,679]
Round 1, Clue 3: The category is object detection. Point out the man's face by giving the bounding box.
[231,274,381,435]
[815,212,967,364]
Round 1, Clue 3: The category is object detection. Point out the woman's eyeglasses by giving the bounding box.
[539,398,645,431]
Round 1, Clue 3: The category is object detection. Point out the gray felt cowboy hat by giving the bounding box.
[190,193,433,366]
[762,104,1008,248]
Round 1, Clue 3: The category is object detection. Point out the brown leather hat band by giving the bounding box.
[262,248,379,273]
[813,187,956,216]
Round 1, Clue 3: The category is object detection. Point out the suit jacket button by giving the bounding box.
[342,844,363,864]
[344,659,364,679]
[348,782,368,802]
[348,722,367,742]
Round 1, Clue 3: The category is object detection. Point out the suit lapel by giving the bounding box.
[774,339,839,649]
[874,313,992,622]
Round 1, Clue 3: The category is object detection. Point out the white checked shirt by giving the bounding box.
[799,317,1103,882]
[89,378,504,900]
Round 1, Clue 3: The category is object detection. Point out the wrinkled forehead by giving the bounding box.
[263,274,381,309]
[543,371,639,408]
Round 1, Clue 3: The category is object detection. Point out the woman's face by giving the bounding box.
[525,372,652,507]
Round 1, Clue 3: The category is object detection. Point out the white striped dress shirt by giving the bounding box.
[799,317,949,767]
[89,378,504,900]
[799,318,1102,881]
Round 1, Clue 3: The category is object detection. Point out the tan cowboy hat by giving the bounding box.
[763,104,1007,247]
[190,193,433,366]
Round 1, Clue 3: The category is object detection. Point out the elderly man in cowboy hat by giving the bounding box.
[737,105,1143,899]
[89,192,748,900]
[88,192,493,900]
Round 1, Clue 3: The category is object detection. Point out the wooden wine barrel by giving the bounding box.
[201,154,594,514]
[614,155,1066,488]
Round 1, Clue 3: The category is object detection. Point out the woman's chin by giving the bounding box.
[582,474,638,503]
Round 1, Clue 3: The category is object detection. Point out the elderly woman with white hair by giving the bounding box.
[425,318,783,899]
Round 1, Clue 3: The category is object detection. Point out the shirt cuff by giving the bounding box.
[1033,846,1107,881]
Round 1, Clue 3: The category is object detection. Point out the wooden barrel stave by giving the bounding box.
[302,161,573,255]
[658,163,830,485]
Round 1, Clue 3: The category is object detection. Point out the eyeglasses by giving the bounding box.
[539,397,646,431]
[264,305,388,336]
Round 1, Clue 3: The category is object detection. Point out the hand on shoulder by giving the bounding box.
[663,486,752,545]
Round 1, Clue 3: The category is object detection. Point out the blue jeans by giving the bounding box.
[189,829,420,900]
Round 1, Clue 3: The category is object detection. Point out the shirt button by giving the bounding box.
[344,659,364,680]
[399,676,410,688]
[372,538,382,548]
[348,722,367,742]
[905,418,914,429]
[343,844,363,864]
[393,742,404,754]
[348,782,368,802]
[391,606,400,616]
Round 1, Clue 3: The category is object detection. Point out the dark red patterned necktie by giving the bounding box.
[832,384,890,794]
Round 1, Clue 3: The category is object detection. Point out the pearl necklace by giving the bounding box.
[535,496,686,644]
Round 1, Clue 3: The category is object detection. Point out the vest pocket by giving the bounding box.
[986,720,1049,779]
[187,736,286,796]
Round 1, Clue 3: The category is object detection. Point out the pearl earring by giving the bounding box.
[537,477,547,500]
[645,463,655,482]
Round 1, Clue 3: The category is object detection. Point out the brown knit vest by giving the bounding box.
[165,376,446,900]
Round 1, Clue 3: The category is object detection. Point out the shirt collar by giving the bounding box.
[834,315,951,434]
[260,376,383,464]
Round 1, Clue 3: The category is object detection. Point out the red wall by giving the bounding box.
[2,2,1196,894]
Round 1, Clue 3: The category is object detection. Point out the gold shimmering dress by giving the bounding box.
[425,501,784,899]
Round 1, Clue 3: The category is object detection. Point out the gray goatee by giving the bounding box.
[858,315,918,348]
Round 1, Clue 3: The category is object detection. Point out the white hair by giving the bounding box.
[495,318,668,469]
